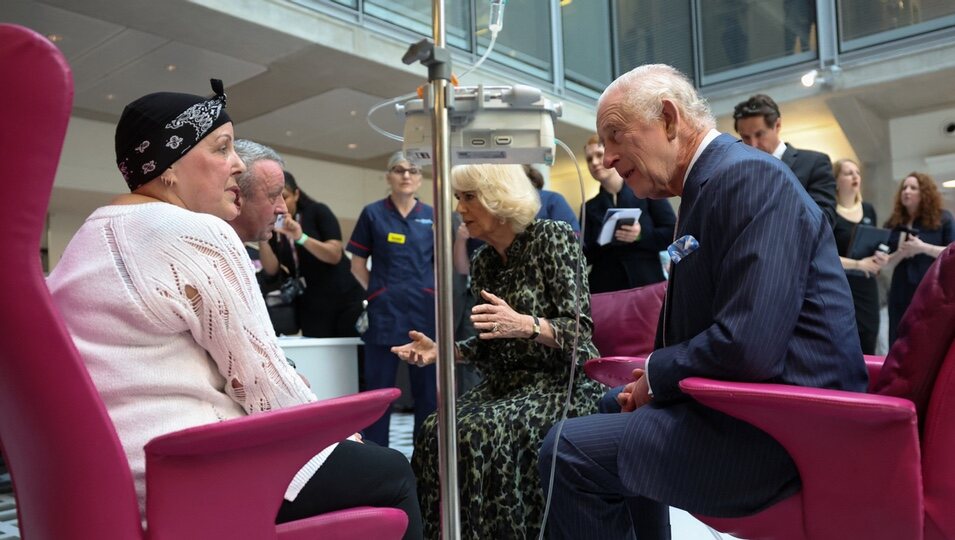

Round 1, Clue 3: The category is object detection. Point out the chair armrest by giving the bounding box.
[680,378,924,536]
[584,356,647,387]
[144,388,399,540]
[864,354,885,393]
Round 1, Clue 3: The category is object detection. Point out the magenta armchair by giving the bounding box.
[585,243,955,540]
[0,23,407,540]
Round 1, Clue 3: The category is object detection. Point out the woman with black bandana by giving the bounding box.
[46,81,422,538]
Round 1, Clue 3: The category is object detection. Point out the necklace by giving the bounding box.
[836,201,862,214]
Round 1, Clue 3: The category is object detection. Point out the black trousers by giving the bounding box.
[276,440,423,540]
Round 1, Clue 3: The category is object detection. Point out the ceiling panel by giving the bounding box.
[74,41,267,116]
[1,0,126,59]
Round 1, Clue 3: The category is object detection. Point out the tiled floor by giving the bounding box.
[0,494,19,540]
[0,413,736,539]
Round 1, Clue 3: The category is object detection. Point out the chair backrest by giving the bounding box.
[874,244,955,539]
[0,24,144,539]
[590,281,666,357]
[874,245,955,428]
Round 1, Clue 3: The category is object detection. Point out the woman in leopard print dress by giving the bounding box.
[392,164,605,539]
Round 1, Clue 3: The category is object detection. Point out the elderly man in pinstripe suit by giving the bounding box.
[538,65,867,539]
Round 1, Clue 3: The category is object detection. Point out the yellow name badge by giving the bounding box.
[387,232,406,244]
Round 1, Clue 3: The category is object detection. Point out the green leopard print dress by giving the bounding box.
[411,219,605,539]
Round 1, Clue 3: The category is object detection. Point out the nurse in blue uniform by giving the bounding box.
[348,151,437,446]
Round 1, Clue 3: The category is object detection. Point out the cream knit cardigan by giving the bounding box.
[47,202,333,519]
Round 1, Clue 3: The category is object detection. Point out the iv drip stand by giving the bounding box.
[401,1,460,537]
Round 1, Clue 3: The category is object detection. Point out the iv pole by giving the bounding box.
[401,0,460,537]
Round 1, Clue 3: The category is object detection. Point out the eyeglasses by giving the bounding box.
[390,166,421,176]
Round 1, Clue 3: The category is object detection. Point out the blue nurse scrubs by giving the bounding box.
[347,196,437,446]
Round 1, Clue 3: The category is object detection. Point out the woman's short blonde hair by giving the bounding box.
[451,164,541,234]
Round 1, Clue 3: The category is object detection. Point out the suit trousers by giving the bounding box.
[540,396,801,539]
[539,412,671,540]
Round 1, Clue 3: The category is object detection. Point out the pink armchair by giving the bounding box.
[0,23,407,540]
[585,242,955,539]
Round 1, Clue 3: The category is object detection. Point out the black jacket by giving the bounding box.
[782,143,837,226]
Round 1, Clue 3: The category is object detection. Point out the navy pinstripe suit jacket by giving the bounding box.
[619,134,867,516]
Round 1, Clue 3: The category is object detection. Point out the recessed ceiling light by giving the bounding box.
[347,143,358,149]
[166,64,177,72]
[106,94,115,101]
[285,130,294,137]
[350,110,357,116]
[46,33,62,43]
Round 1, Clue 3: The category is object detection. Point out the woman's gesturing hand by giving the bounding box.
[391,330,438,366]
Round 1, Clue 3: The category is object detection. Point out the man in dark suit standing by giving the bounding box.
[582,134,676,293]
[538,65,867,539]
[733,93,837,225]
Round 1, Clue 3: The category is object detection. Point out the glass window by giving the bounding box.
[839,0,955,50]
[364,0,471,51]
[478,0,553,80]
[614,0,695,81]
[329,0,356,8]
[698,0,816,83]
[562,0,613,90]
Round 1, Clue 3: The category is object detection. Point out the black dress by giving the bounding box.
[832,203,880,354]
[887,210,955,344]
[270,200,365,337]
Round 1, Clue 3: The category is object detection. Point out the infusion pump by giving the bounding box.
[398,84,562,166]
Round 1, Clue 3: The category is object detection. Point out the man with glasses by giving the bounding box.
[734,94,837,225]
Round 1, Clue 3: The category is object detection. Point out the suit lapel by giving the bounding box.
[782,143,797,169]
[661,133,735,346]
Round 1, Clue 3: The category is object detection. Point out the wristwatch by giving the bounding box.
[528,315,541,340]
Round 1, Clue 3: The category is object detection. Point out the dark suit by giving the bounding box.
[583,184,676,293]
[540,134,867,539]
[781,143,836,225]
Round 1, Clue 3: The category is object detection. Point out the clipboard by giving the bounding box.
[597,208,642,246]
[848,224,890,259]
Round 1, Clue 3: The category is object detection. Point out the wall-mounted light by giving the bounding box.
[801,65,841,89]
[942,179,955,188]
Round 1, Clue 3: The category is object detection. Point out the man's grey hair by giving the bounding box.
[599,64,716,133]
[234,139,285,197]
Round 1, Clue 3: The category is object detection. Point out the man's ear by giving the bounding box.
[661,99,679,141]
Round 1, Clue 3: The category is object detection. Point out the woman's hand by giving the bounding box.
[391,330,437,366]
[896,234,925,259]
[472,290,532,340]
[614,223,642,243]
[856,254,886,277]
[275,214,303,242]
[456,222,471,242]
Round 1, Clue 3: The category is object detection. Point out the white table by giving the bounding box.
[277,336,361,400]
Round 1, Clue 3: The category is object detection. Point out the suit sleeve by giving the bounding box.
[648,159,820,402]
[805,153,837,226]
